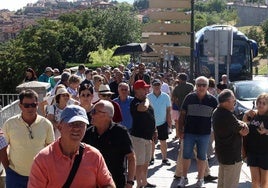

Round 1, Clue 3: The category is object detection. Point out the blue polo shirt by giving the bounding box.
[113,96,134,130]
[147,92,171,126]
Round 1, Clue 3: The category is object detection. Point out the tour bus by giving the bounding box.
[194,25,258,81]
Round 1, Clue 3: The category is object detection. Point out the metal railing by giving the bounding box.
[0,94,19,108]
[0,94,20,127]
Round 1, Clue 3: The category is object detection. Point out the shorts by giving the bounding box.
[156,122,169,140]
[183,133,210,161]
[247,152,268,170]
[131,136,152,165]
[171,109,179,121]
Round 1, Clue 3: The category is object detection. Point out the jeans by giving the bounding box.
[183,133,210,160]
[6,167,28,188]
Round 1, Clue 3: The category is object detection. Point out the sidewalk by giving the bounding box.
[144,130,252,188]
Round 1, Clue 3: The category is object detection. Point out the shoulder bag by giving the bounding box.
[62,144,84,188]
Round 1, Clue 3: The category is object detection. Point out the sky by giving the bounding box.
[0,0,134,11]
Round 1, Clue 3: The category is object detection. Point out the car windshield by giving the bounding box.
[235,81,268,100]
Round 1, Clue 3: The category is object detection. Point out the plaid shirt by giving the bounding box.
[0,129,7,150]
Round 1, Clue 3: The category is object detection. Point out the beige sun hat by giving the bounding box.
[56,88,69,96]
[98,84,114,95]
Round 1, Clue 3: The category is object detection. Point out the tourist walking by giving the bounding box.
[28,105,115,187]
[2,89,55,187]
[130,80,156,187]
[177,76,218,188]
[147,79,172,166]
[83,100,135,187]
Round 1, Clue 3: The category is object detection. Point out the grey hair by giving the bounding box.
[98,100,114,118]
[195,76,209,85]
[218,89,234,103]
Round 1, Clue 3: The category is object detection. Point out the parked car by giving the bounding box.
[228,80,268,119]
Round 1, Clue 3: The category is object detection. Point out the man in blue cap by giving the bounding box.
[28,105,115,188]
[147,79,172,166]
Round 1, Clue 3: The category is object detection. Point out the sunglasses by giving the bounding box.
[21,103,37,108]
[81,93,92,97]
[196,83,207,87]
[153,83,161,86]
[90,108,106,115]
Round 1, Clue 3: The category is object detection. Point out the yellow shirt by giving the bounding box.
[3,114,55,176]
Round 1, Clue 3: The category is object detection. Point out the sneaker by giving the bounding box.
[162,159,171,166]
[195,179,205,188]
[145,182,156,187]
[149,158,154,165]
[204,175,217,182]
[177,177,188,187]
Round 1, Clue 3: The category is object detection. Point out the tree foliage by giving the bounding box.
[133,0,149,10]
[246,26,263,46]
[0,4,141,93]
[261,20,268,47]
[194,0,237,31]
[89,46,130,66]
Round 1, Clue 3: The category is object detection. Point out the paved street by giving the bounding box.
[143,130,252,188]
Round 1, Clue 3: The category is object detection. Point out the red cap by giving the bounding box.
[134,80,150,90]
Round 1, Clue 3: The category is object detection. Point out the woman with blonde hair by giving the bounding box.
[243,93,268,188]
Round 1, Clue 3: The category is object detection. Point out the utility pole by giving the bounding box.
[190,0,194,82]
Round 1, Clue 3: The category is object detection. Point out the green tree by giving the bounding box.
[0,40,26,93]
[18,19,63,75]
[261,19,268,46]
[246,26,263,46]
[101,5,142,47]
[133,0,149,10]
[0,4,142,92]
[194,12,208,31]
[89,45,130,66]
[206,0,227,12]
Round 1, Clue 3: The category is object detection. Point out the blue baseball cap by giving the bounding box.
[60,105,89,124]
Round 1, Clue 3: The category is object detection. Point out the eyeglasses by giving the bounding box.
[196,83,207,87]
[21,103,37,108]
[90,108,106,115]
[81,93,92,97]
[120,88,128,91]
[67,122,86,128]
[26,126,33,139]
[100,94,112,98]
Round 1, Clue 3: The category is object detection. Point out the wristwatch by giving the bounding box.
[126,180,134,185]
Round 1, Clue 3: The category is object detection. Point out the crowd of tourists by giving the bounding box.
[0,62,268,188]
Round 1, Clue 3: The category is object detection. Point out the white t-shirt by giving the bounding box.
[47,104,63,139]
[161,82,171,95]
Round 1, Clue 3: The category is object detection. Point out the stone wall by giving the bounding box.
[235,5,268,26]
